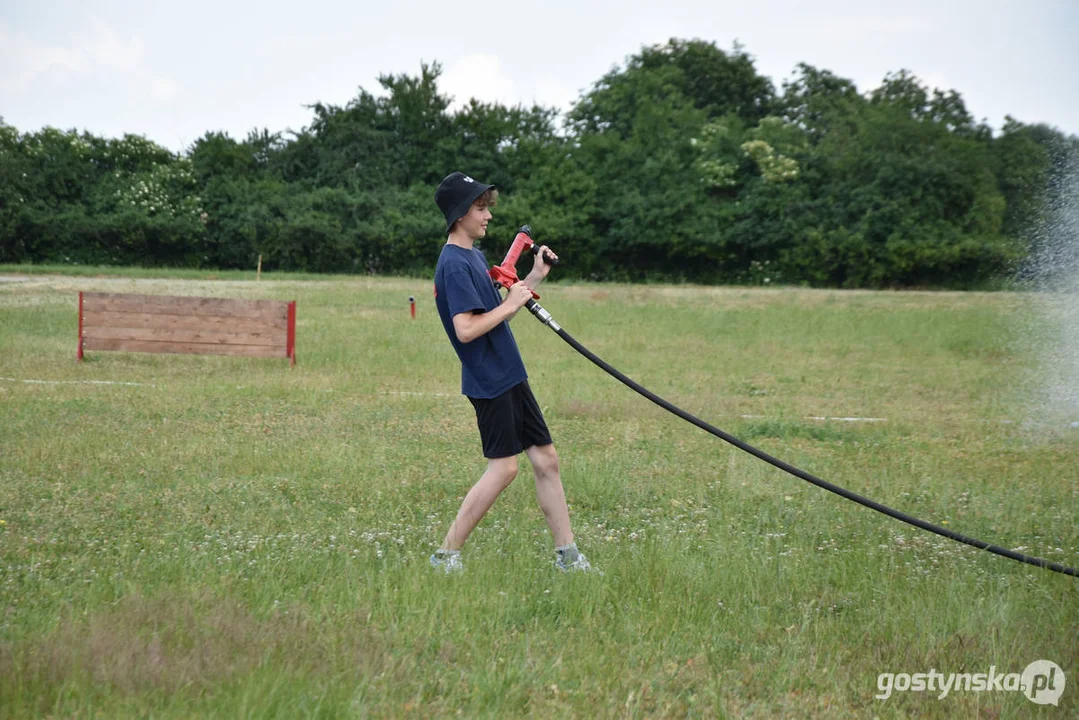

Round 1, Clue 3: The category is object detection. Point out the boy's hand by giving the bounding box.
[505,281,533,311]
[532,245,558,278]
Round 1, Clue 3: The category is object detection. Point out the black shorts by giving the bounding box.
[468,381,553,459]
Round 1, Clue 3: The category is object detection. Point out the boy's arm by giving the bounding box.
[452,281,533,343]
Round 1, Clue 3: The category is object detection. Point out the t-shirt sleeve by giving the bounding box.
[444,270,487,317]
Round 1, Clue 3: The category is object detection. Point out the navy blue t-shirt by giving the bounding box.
[434,243,527,399]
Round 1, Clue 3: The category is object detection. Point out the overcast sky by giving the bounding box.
[2,0,1076,152]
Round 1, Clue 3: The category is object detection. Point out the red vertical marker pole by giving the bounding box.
[77,291,84,361]
[409,296,416,319]
[286,300,297,367]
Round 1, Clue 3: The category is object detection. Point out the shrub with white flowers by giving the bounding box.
[740,140,800,183]
[693,115,805,188]
[112,159,204,220]
[692,120,741,189]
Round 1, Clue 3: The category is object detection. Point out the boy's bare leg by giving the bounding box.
[441,456,518,551]
[525,443,573,547]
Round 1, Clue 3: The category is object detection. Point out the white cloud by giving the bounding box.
[820,10,927,40]
[0,22,86,91]
[533,74,579,112]
[0,18,175,102]
[440,53,516,110]
[79,16,145,73]
[149,77,179,102]
[920,71,952,94]
[437,55,578,113]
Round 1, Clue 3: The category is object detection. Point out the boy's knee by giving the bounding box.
[491,456,518,485]
[531,445,559,479]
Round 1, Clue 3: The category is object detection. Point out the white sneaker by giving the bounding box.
[429,551,463,574]
[554,552,593,573]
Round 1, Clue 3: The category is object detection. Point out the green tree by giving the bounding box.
[0,127,204,265]
[569,39,774,137]
[786,92,1013,287]
[869,70,987,139]
[445,100,562,193]
[565,40,776,281]
[778,63,864,142]
[278,62,453,191]
[990,117,1052,242]
[1,44,1070,287]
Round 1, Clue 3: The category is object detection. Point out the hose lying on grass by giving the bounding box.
[524,298,1078,579]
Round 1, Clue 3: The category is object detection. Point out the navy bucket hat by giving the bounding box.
[435,171,495,233]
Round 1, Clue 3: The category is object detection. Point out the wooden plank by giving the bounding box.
[82,310,287,333]
[83,326,284,347]
[82,337,287,358]
[81,297,288,322]
[82,291,289,313]
[82,292,289,321]
[81,299,287,323]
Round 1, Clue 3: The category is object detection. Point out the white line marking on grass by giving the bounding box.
[739,414,887,423]
[383,391,456,398]
[806,416,888,423]
[0,377,156,388]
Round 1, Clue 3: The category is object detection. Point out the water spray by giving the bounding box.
[493,226,1078,579]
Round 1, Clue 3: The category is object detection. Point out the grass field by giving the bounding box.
[0,268,1076,718]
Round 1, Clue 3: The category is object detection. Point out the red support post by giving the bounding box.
[77,291,84,361]
[286,300,297,366]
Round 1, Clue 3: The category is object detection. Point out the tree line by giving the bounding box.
[2,39,1076,288]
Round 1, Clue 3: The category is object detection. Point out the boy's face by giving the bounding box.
[455,200,492,240]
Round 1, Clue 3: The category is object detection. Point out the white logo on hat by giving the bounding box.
[463,176,475,183]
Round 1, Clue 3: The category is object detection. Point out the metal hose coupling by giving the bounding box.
[526,300,561,332]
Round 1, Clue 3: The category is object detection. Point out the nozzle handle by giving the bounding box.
[518,224,559,266]
[530,245,560,266]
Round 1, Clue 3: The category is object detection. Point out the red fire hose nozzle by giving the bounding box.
[488,225,559,299]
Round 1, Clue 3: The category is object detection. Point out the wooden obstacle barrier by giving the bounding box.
[77,292,296,365]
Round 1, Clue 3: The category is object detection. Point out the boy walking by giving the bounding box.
[430,171,590,573]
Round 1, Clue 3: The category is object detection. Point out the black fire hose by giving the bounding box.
[524,298,1078,579]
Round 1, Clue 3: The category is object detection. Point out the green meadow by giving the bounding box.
[0,268,1076,718]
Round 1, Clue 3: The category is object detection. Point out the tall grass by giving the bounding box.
[0,271,1075,718]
